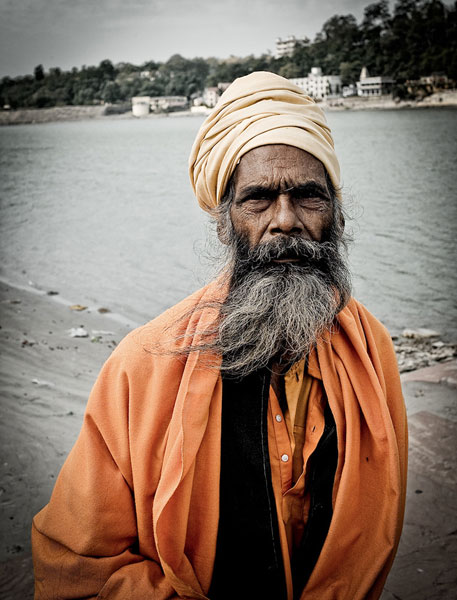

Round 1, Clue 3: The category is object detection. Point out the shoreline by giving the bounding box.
[322,89,457,112]
[0,278,456,598]
[0,278,136,597]
[1,90,456,126]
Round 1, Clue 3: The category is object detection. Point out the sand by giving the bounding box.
[0,279,456,599]
[0,279,134,598]
[0,105,108,126]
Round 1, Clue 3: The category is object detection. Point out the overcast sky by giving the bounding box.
[0,0,427,77]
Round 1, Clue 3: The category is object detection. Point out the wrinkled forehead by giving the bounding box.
[231,144,328,193]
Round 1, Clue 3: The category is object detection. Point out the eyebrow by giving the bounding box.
[236,181,330,202]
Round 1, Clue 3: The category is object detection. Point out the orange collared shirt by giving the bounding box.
[267,358,325,597]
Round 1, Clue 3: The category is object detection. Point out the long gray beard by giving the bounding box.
[217,234,352,378]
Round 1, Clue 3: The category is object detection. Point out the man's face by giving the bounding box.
[190,144,350,377]
[230,144,334,251]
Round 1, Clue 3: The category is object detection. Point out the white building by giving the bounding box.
[290,68,342,100]
[131,96,188,115]
[276,35,307,58]
[140,70,155,81]
[149,96,188,111]
[203,87,220,108]
[356,67,395,96]
[342,84,357,98]
[131,96,150,117]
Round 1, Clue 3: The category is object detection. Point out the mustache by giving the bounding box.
[233,234,339,272]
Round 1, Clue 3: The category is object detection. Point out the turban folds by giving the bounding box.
[189,71,341,212]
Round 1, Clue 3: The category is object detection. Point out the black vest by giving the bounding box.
[209,368,338,600]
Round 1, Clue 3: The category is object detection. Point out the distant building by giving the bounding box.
[131,95,188,116]
[149,96,188,111]
[203,87,220,108]
[217,82,231,93]
[290,67,342,100]
[360,66,370,81]
[131,96,150,117]
[342,84,357,98]
[139,70,155,81]
[193,83,230,109]
[419,73,449,88]
[404,73,454,98]
[276,35,307,58]
[356,67,395,96]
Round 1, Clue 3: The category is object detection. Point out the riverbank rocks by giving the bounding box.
[402,328,440,339]
[393,331,457,373]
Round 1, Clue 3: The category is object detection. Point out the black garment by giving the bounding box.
[291,400,337,599]
[209,368,287,600]
[209,369,338,600]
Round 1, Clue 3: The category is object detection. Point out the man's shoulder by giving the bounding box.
[341,297,395,353]
[344,297,390,331]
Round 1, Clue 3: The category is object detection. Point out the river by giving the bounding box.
[0,108,456,338]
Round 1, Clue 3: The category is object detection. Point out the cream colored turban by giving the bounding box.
[189,71,341,212]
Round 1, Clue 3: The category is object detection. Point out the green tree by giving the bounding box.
[316,14,361,74]
[101,81,122,103]
[98,59,116,81]
[360,1,391,75]
[339,60,363,86]
[2,0,456,109]
[34,64,45,81]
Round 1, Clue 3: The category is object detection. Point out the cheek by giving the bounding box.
[231,209,268,245]
[301,210,333,238]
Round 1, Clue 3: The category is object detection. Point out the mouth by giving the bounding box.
[272,258,301,263]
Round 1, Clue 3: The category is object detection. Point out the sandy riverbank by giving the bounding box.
[0,279,135,597]
[1,91,456,126]
[0,105,108,126]
[0,105,200,126]
[0,279,456,598]
[323,90,457,111]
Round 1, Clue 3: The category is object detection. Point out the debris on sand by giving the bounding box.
[394,332,457,373]
[69,304,87,311]
[68,327,89,338]
[402,328,440,339]
[31,378,55,388]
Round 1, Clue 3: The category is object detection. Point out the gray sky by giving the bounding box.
[0,0,409,77]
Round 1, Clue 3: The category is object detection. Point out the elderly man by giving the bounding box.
[32,72,407,600]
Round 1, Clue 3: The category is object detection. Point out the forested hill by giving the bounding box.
[1,0,456,109]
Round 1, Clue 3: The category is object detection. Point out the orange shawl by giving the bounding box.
[32,281,407,599]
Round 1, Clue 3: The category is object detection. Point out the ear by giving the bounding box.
[216,216,230,245]
[216,178,235,245]
[339,210,345,232]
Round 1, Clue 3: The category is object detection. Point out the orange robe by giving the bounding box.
[32,281,407,599]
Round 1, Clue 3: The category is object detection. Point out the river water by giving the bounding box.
[0,109,456,338]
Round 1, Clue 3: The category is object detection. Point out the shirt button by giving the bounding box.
[281,454,289,463]
[275,414,282,423]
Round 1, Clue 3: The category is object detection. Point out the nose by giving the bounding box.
[268,195,303,236]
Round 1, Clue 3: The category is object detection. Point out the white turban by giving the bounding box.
[189,71,341,212]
